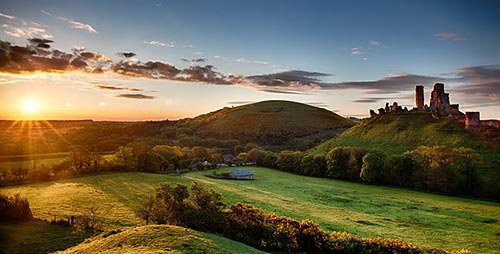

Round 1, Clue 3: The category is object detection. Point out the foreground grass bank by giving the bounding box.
[2,168,499,253]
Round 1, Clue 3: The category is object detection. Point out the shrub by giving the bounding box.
[0,193,33,221]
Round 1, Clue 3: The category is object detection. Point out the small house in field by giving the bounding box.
[228,169,254,180]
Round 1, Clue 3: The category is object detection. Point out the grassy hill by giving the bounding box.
[310,111,500,190]
[311,111,498,155]
[55,225,266,254]
[184,100,354,149]
[2,170,499,253]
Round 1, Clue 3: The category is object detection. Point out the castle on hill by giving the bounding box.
[369,83,500,131]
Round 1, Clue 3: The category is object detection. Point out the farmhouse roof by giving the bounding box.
[230,169,254,176]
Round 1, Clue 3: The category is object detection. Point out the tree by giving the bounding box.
[262,151,278,168]
[10,167,28,184]
[247,148,265,164]
[382,154,414,186]
[451,147,481,195]
[326,147,351,179]
[113,146,136,171]
[360,151,386,183]
[276,151,303,173]
[237,152,248,164]
[300,154,326,177]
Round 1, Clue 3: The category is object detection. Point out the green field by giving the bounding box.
[2,168,500,253]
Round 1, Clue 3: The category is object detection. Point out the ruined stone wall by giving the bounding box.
[465,112,480,130]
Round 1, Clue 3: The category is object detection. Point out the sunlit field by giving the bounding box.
[3,168,499,253]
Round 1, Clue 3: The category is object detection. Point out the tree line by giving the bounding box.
[245,146,484,197]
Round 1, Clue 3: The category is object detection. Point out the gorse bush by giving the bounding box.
[138,182,428,254]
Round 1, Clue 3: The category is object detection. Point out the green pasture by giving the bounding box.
[2,168,499,253]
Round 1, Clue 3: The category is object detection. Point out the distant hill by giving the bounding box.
[183,100,354,149]
[56,225,265,254]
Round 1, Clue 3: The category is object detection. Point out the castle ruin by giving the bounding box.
[369,82,498,131]
[415,85,424,110]
[465,112,480,131]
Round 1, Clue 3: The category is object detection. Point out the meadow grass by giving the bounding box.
[0,221,86,254]
[55,225,266,254]
[2,168,499,253]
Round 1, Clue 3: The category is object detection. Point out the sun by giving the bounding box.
[21,99,39,114]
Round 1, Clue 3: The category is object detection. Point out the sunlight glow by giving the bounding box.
[21,99,39,114]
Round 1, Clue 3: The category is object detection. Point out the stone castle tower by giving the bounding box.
[429,83,450,112]
[415,85,424,110]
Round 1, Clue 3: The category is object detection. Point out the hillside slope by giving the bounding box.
[184,100,354,148]
[311,111,498,155]
[56,225,265,254]
[310,111,500,196]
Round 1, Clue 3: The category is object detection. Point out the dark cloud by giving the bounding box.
[181,58,207,63]
[455,65,500,83]
[353,98,386,103]
[112,60,180,79]
[259,89,306,95]
[176,65,234,84]
[450,65,500,107]
[332,73,445,94]
[248,70,331,88]
[227,101,255,105]
[28,38,54,49]
[114,93,156,99]
[116,52,136,58]
[95,84,144,92]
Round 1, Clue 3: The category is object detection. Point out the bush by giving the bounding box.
[0,193,33,221]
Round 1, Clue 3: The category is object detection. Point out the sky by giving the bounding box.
[0,0,499,120]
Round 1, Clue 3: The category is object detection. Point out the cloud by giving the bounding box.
[259,89,306,95]
[227,101,255,105]
[433,32,465,41]
[68,21,97,33]
[95,84,143,92]
[116,52,137,58]
[450,65,500,107]
[1,38,496,105]
[353,97,386,103]
[0,12,15,20]
[42,10,98,34]
[28,38,54,49]
[247,70,331,88]
[369,40,380,46]
[236,58,269,65]
[114,93,156,99]
[351,48,363,55]
[181,58,207,63]
[3,24,53,39]
[332,73,445,93]
[144,40,174,47]
[112,60,181,79]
